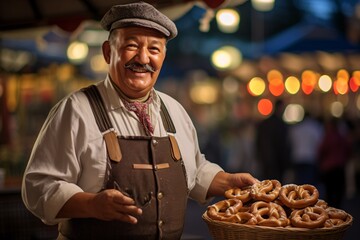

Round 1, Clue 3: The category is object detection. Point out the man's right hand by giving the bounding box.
[91,189,142,223]
[56,189,142,224]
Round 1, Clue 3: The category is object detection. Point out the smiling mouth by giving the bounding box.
[124,63,156,73]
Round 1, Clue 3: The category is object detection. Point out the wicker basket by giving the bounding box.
[202,211,353,240]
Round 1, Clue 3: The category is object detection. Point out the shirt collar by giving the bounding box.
[103,75,161,112]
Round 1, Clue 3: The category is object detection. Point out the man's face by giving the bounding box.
[103,27,167,99]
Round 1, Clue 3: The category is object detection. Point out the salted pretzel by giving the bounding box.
[315,199,328,209]
[233,212,258,225]
[290,206,328,229]
[225,187,252,203]
[323,207,348,228]
[279,184,319,209]
[250,179,281,202]
[324,218,346,228]
[250,201,290,227]
[207,199,243,222]
[326,207,348,220]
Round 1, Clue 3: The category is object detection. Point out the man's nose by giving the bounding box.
[136,47,150,64]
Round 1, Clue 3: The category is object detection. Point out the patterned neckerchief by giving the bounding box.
[122,93,154,136]
[110,80,154,136]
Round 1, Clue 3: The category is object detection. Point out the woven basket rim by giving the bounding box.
[202,211,353,235]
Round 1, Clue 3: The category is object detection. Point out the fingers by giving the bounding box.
[92,189,142,223]
[232,173,259,187]
[111,190,136,205]
[114,204,142,224]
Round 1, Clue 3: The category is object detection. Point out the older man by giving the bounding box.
[22,2,257,239]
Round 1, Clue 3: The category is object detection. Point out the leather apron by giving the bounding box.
[58,85,189,240]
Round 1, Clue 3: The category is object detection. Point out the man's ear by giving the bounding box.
[102,41,111,64]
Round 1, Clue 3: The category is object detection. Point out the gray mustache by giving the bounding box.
[124,63,156,73]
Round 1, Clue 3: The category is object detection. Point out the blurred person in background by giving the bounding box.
[289,111,323,185]
[255,99,292,183]
[318,117,351,208]
[21,2,257,239]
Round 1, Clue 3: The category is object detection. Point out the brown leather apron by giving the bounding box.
[58,85,189,240]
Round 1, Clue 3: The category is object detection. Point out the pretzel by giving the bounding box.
[233,212,258,225]
[225,187,252,203]
[279,184,319,209]
[290,206,328,229]
[207,199,243,222]
[326,207,348,221]
[315,199,328,209]
[250,179,281,202]
[250,201,290,227]
[324,218,346,228]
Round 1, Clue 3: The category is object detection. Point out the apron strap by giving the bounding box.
[82,85,176,134]
[160,98,176,134]
[82,85,113,132]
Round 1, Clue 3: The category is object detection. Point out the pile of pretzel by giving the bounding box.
[207,179,350,229]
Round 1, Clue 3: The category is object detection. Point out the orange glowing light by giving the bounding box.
[349,77,359,92]
[258,98,273,116]
[269,79,284,96]
[334,78,348,95]
[337,69,349,81]
[301,70,317,95]
[267,69,283,83]
[353,71,360,86]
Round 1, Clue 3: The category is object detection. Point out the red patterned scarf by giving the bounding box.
[122,93,154,136]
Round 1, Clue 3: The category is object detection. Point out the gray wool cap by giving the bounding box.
[100,2,178,40]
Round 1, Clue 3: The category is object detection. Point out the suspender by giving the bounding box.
[160,98,176,134]
[82,85,176,134]
[82,85,113,132]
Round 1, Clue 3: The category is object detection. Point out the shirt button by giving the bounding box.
[158,220,164,227]
[157,192,164,200]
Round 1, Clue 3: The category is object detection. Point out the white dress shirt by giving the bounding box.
[21,76,223,225]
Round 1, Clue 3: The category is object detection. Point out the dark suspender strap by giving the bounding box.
[160,98,176,134]
[83,84,176,134]
[82,85,113,132]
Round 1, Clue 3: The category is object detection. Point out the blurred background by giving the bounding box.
[1,0,360,239]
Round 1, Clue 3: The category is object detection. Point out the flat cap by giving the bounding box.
[100,2,177,40]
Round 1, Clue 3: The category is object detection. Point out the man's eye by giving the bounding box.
[127,44,138,49]
[149,47,160,53]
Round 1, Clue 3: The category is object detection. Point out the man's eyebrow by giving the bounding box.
[123,36,137,41]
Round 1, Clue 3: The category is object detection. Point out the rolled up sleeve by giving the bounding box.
[21,93,92,225]
[189,154,223,204]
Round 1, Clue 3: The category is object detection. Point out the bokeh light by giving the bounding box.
[334,78,349,95]
[301,70,317,95]
[190,81,218,104]
[330,101,344,117]
[211,46,242,71]
[251,0,275,12]
[285,76,300,94]
[353,71,360,86]
[247,77,266,96]
[349,77,359,92]
[67,41,89,63]
[257,98,273,116]
[318,75,332,92]
[334,69,349,95]
[216,9,240,33]
[267,70,284,96]
[356,95,360,111]
[283,104,305,124]
[223,76,239,95]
